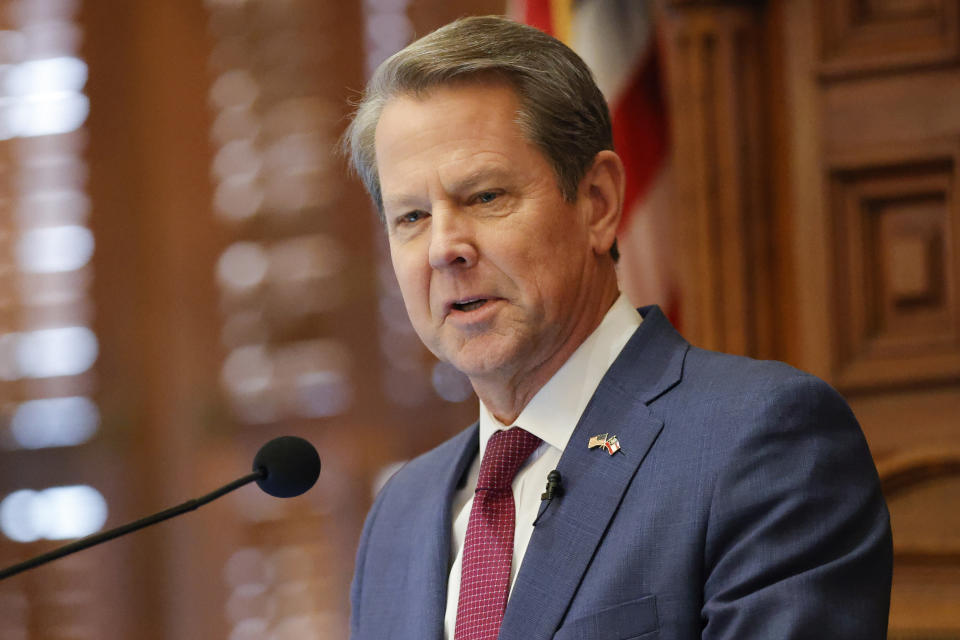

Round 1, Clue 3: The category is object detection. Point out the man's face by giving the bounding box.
[375,83,606,388]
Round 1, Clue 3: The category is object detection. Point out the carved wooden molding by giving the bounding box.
[878,448,960,563]
[660,3,776,357]
[827,140,960,391]
[879,448,960,498]
[889,633,960,640]
[817,0,960,78]
[663,0,766,6]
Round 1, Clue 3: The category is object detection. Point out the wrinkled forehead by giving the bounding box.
[374,83,543,199]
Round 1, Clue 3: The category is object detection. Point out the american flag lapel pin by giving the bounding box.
[588,433,609,449]
[588,433,622,456]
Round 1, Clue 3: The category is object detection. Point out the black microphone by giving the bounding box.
[533,469,562,526]
[253,435,322,498]
[0,436,321,581]
[540,470,562,501]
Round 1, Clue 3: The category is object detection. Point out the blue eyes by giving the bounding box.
[393,192,501,227]
[399,211,426,225]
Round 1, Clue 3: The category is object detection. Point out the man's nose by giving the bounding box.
[428,210,478,269]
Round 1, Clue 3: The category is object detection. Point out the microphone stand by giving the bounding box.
[0,470,264,581]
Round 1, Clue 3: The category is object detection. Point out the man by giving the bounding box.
[343,15,891,640]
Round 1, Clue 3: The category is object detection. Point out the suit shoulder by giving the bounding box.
[683,346,815,389]
[656,347,857,441]
[679,347,850,407]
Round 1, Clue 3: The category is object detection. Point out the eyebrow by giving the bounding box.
[448,166,512,194]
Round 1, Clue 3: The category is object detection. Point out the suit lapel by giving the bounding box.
[397,424,479,639]
[499,306,688,639]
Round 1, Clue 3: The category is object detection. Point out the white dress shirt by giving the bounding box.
[443,295,641,637]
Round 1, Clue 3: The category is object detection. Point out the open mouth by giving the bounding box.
[451,298,488,312]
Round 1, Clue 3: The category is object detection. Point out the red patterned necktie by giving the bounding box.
[454,427,542,640]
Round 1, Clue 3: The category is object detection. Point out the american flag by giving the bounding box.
[588,433,610,449]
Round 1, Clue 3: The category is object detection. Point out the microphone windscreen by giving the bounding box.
[253,436,321,498]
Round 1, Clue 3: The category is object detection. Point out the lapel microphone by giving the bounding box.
[541,470,562,501]
[533,469,562,526]
[0,436,321,581]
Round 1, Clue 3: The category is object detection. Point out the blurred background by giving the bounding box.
[0,0,957,638]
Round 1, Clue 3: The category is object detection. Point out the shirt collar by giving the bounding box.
[478,294,641,458]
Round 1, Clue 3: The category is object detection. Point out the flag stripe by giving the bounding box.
[549,0,574,44]
[611,44,669,230]
[523,0,555,35]
[570,0,652,103]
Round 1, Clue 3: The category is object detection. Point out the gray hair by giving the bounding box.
[342,15,614,223]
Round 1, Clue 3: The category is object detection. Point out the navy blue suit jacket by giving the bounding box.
[350,306,892,639]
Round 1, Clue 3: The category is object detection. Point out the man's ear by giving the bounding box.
[581,150,625,256]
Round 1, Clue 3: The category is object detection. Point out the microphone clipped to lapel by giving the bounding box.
[533,469,562,526]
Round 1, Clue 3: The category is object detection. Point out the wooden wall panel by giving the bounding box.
[881,453,960,636]
[660,4,777,358]
[83,2,224,637]
[818,0,960,77]
[824,68,960,156]
[828,143,960,391]
[773,0,960,636]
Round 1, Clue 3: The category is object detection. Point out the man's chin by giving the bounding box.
[441,344,517,382]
